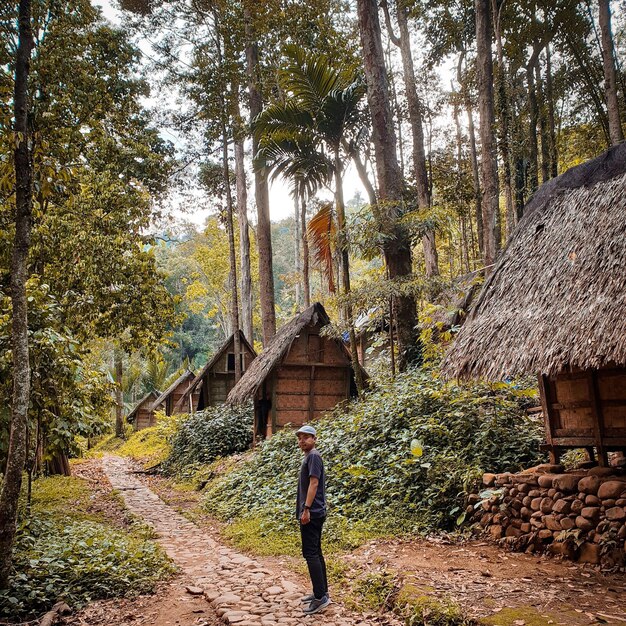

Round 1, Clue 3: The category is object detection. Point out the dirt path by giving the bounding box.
[96,455,400,626]
[67,457,626,626]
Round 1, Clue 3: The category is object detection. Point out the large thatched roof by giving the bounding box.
[443,143,626,380]
[227,302,363,404]
[173,330,256,412]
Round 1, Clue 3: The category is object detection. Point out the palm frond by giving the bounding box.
[252,100,314,140]
[307,202,337,293]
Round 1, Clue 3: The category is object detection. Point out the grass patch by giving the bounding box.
[116,425,171,467]
[395,583,474,625]
[217,508,386,559]
[0,473,175,621]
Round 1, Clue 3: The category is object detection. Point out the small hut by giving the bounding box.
[227,303,365,438]
[127,390,162,430]
[174,331,257,413]
[148,369,198,418]
[443,143,626,466]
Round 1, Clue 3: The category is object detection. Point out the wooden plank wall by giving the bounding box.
[272,327,351,429]
[544,367,626,462]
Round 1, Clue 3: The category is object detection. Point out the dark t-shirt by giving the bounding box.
[296,448,326,519]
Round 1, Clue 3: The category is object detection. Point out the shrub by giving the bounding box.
[203,368,544,538]
[1,474,174,622]
[164,403,254,475]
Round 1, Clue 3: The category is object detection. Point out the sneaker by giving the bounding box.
[303,595,330,615]
[301,593,330,604]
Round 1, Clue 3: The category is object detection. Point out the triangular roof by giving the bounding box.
[443,142,626,380]
[147,368,196,412]
[227,302,366,404]
[126,390,161,423]
[173,330,257,412]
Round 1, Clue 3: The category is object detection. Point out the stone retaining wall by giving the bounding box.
[467,464,626,567]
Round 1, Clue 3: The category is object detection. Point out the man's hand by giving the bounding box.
[300,508,311,525]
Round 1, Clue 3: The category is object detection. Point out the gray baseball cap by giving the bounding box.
[295,424,317,436]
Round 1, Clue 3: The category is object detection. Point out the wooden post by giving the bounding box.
[538,374,558,464]
[308,365,316,422]
[588,370,608,467]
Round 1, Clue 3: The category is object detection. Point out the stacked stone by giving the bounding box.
[467,464,626,566]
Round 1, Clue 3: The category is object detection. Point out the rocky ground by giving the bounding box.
[62,458,626,626]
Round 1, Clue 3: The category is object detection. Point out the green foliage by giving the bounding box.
[0,474,174,621]
[397,592,473,626]
[351,569,399,612]
[203,368,544,542]
[118,411,185,466]
[165,403,254,475]
[0,519,173,620]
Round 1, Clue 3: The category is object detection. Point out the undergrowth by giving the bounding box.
[201,368,543,555]
[0,472,174,621]
[163,403,253,476]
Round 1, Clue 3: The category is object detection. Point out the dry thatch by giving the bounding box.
[443,143,626,380]
[148,369,195,412]
[173,330,256,412]
[126,390,160,423]
[227,302,363,404]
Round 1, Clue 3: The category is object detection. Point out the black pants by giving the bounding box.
[300,516,328,599]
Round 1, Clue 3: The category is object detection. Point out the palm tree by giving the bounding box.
[253,46,366,391]
[255,128,331,307]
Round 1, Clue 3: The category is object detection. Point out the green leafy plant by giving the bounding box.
[203,369,543,537]
[164,403,254,475]
[0,473,174,621]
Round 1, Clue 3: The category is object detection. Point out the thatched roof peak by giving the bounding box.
[148,368,195,412]
[443,143,626,380]
[227,302,344,405]
[126,390,160,423]
[173,330,256,412]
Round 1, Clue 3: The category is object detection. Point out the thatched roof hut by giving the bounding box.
[174,331,256,413]
[127,390,162,430]
[148,369,196,416]
[443,143,626,465]
[228,303,365,437]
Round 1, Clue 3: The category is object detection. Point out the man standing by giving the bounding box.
[296,424,330,615]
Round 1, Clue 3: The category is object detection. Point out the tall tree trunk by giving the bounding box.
[452,92,472,272]
[545,44,558,178]
[244,2,276,345]
[0,0,34,588]
[598,0,624,145]
[357,0,420,370]
[458,53,483,255]
[300,197,310,308]
[222,128,242,383]
[475,0,499,273]
[384,0,439,277]
[114,350,124,436]
[334,150,364,393]
[527,47,541,193]
[214,17,242,380]
[536,60,551,184]
[343,139,378,210]
[491,0,515,240]
[293,198,301,307]
[234,136,253,343]
[564,32,611,144]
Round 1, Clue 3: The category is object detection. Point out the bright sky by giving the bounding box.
[92,0,365,228]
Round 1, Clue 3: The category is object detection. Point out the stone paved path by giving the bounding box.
[103,456,401,626]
